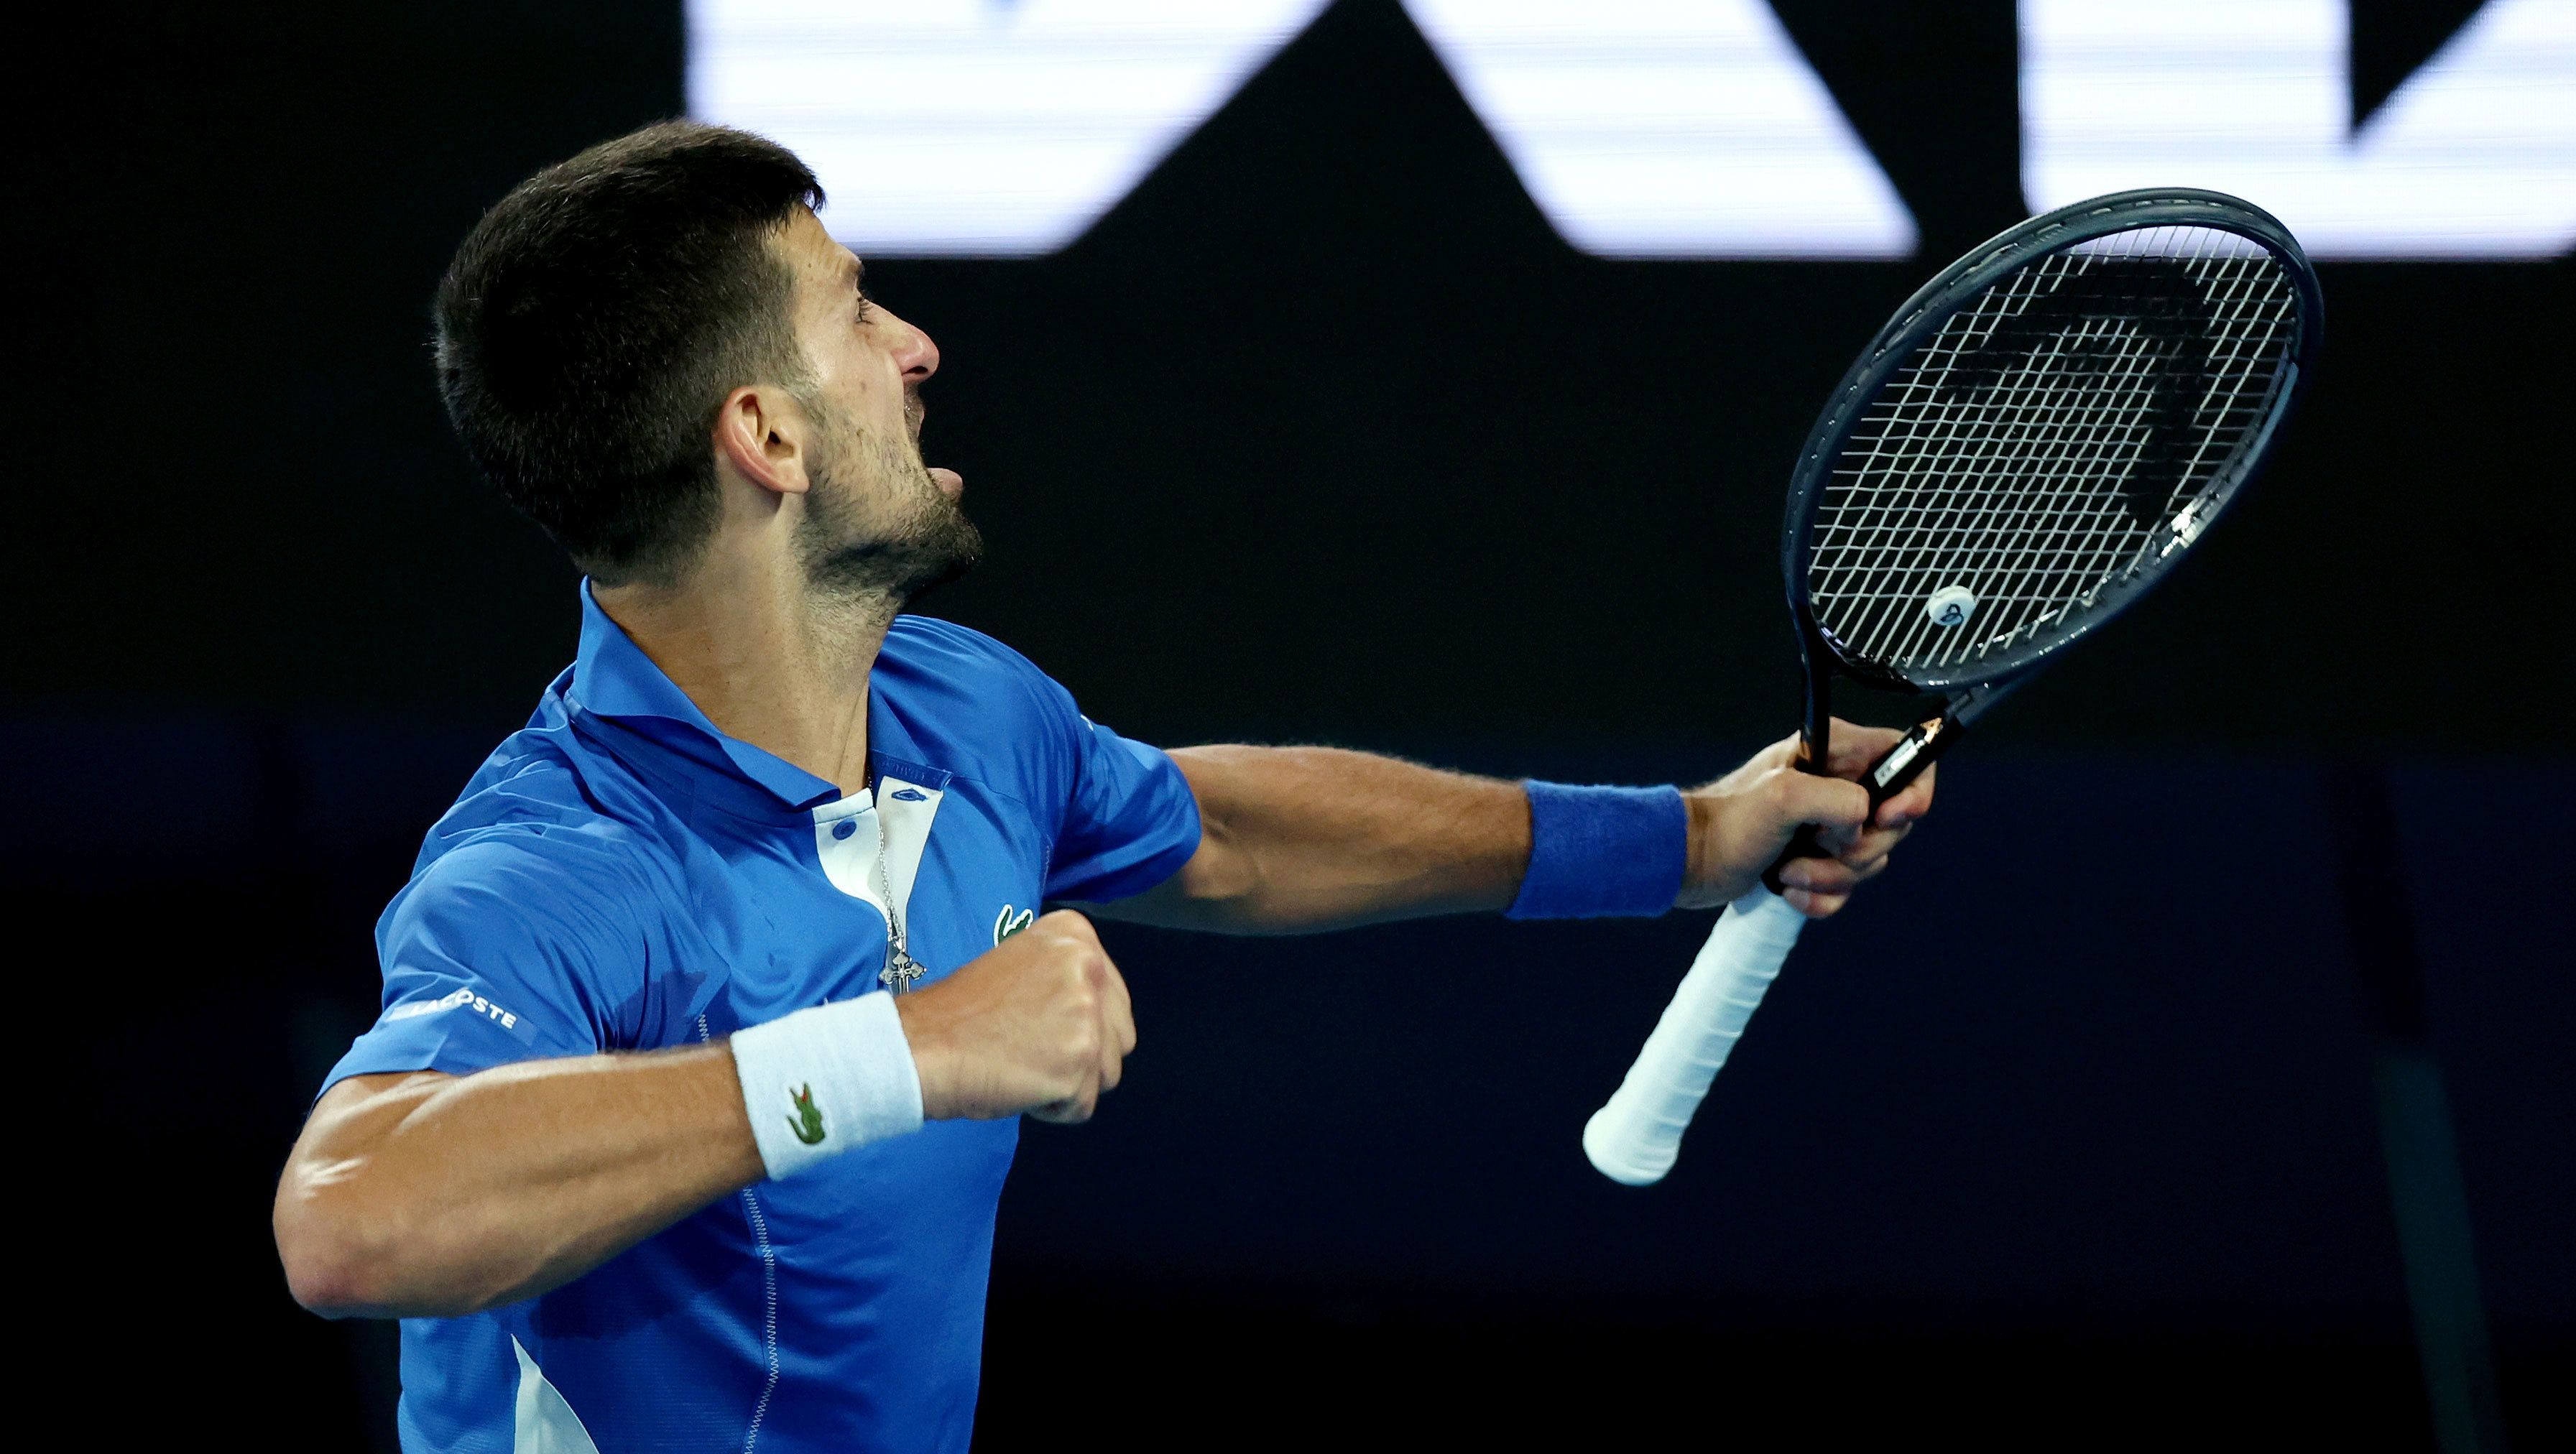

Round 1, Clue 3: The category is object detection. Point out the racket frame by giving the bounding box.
[1781,189,2323,796]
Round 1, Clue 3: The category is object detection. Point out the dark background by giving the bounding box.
[11,1,2569,1446]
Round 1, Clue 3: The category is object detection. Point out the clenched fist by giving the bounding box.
[893,910,1136,1124]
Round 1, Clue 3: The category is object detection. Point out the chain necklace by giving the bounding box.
[872,784,927,994]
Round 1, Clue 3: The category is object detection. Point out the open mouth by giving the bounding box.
[905,392,956,496]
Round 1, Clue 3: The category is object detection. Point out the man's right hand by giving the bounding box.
[893,909,1136,1124]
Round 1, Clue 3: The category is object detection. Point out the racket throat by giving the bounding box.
[1795,624,1837,776]
[1864,681,2016,807]
[1864,716,1951,803]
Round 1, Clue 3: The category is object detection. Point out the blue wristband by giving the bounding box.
[1505,781,1689,920]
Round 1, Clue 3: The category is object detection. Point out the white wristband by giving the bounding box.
[730,993,925,1180]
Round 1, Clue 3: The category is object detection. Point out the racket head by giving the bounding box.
[1783,189,2322,695]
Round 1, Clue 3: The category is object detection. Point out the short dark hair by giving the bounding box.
[434,122,823,584]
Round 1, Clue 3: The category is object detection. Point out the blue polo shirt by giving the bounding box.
[319,585,1201,1453]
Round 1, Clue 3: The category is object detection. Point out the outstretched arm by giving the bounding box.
[1089,723,1935,935]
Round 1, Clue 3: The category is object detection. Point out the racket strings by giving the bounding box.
[1806,224,2299,675]
[1820,239,2293,667]
[1829,256,2251,664]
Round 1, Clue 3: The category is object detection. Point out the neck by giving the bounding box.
[593,550,895,797]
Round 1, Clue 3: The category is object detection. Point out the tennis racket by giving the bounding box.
[1583,189,2323,1186]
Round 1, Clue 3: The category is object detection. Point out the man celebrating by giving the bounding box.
[273,123,1932,1452]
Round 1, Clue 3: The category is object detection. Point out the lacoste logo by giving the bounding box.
[993,904,1035,944]
[382,986,520,1031]
[788,1084,826,1145]
[890,787,930,802]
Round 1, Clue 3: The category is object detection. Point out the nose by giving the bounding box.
[887,307,940,384]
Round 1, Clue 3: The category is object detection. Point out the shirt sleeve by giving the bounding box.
[318,833,642,1096]
[1041,707,1204,905]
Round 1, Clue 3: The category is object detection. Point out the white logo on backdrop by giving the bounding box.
[688,0,2574,259]
[688,0,1337,255]
[2022,0,2576,259]
[1401,0,1915,257]
[686,0,1911,256]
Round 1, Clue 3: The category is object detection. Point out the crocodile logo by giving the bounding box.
[993,904,1035,945]
[788,1084,826,1145]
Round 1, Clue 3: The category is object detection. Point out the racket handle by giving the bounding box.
[1582,887,1808,1185]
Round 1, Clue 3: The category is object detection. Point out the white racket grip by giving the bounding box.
[1582,887,1809,1185]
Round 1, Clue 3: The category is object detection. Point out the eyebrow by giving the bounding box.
[846,256,865,290]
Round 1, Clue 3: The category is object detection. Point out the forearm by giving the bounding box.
[275,1045,761,1319]
[1122,745,1532,933]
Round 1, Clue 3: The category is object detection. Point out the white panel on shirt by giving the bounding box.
[810,779,945,932]
[512,1337,604,1454]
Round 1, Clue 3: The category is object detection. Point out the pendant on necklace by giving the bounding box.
[880,950,926,994]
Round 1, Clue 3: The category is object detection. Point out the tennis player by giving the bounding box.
[273,122,1934,1453]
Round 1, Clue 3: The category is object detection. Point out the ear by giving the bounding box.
[713,384,815,499]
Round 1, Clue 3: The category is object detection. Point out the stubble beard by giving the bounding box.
[793,403,984,608]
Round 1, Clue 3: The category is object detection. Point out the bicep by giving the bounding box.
[1041,723,1207,907]
[289,1070,456,1172]
[1072,749,1264,930]
[1072,864,1227,930]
